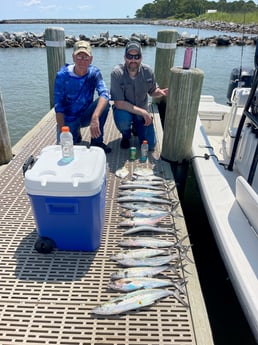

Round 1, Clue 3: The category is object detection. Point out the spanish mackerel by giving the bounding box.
[118,189,168,197]
[123,225,177,235]
[110,248,167,261]
[118,214,168,227]
[120,209,170,218]
[117,196,172,205]
[92,288,173,315]
[132,175,165,181]
[119,202,169,211]
[111,265,170,280]
[119,183,164,190]
[108,277,186,293]
[114,254,180,267]
[118,237,175,248]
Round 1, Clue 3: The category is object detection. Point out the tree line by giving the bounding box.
[135,0,258,19]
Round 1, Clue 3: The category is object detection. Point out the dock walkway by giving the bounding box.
[0,105,214,345]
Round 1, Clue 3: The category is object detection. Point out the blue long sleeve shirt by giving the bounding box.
[54,64,109,121]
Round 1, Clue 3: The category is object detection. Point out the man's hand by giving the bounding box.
[142,111,153,126]
[90,117,101,138]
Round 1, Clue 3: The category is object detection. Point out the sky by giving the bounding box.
[1,0,150,20]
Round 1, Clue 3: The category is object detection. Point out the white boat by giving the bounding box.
[191,50,258,341]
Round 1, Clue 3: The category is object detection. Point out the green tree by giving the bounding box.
[135,0,258,19]
[135,3,156,18]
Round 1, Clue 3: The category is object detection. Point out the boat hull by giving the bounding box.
[192,116,258,342]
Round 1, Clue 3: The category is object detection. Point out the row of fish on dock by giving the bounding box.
[92,167,193,316]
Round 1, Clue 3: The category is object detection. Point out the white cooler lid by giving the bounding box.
[25,145,106,196]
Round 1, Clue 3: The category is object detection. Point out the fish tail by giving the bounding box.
[171,290,189,308]
[173,279,187,294]
[167,264,181,277]
[172,200,180,210]
[180,250,194,264]
[176,235,188,247]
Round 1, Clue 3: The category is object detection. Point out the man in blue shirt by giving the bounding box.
[54,40,111,153]
[110,40,168,150]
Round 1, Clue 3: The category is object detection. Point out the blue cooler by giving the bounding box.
[25,145,106,252]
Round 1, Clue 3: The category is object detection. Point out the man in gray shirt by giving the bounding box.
[110,40,168,150]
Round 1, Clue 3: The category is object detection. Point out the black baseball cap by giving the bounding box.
[125,41,142,55]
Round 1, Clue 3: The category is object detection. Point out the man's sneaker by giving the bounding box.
[120,137,130,149]
[91,142,112,154]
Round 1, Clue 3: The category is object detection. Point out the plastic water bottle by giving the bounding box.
[140,140,148,162]
[60,126,74,162]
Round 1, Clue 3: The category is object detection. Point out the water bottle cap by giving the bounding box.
[143,140,148,144]
[62,126,70,132]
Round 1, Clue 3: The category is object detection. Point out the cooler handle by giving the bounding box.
[46,200,79,215]
[23,155,36,176]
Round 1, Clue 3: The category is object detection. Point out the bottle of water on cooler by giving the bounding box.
[60,126,74,162]
[140,140,148,162]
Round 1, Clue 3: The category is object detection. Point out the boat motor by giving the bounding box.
[227,67,254,105]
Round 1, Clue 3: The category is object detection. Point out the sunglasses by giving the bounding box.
[126,53,142,60]
[76,55,90,61]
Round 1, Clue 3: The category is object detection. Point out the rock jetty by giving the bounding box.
[0,31,256,49]
[0,18,257,49]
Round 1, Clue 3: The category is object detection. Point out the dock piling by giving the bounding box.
[0,92,13,165]
[161,67,204,192]
[154,30,178,125]
[161,67,204,162]
[45,27,66,108]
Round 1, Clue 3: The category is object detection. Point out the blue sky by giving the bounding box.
[2,0,256,20]
[1,0,149,20]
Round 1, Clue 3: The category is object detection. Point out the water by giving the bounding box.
[0,23,255,145]
[0,23,257,343]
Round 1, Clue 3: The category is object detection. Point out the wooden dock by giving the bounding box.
[0,104,214,345]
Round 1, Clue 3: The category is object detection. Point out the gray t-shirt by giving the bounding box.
[110,63,158,111]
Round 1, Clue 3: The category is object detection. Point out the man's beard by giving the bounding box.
[127,62,140,73]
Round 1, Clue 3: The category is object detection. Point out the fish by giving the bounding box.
[120,209,170,218]
[114,254,180,267]
[122,180,165,187]
[132,175,166,181]
[110,248,167,261]
[133,167,154,176]
[117,196,172,205]
[107,277,177,292]
[110,265,170,280]
[119,202,169,211]
[119,183,164,190]
[118,189,168,197]
[123,225,178,235]
[92,288,173,315]
[118,214,168,227]
[118,237,175,248]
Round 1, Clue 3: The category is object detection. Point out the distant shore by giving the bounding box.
[1,18,257,35]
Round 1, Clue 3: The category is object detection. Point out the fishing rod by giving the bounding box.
[237,12,246,87]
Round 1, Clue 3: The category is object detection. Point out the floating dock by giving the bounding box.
[0,105,214,344]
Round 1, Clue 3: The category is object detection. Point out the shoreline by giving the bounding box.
[1,18,257,35]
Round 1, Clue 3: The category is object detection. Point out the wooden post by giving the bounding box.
[161,67,204,163]
[154,30,178,93]
[45,27,66,109]
[154,30,178,125]
[0,93,13,165]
